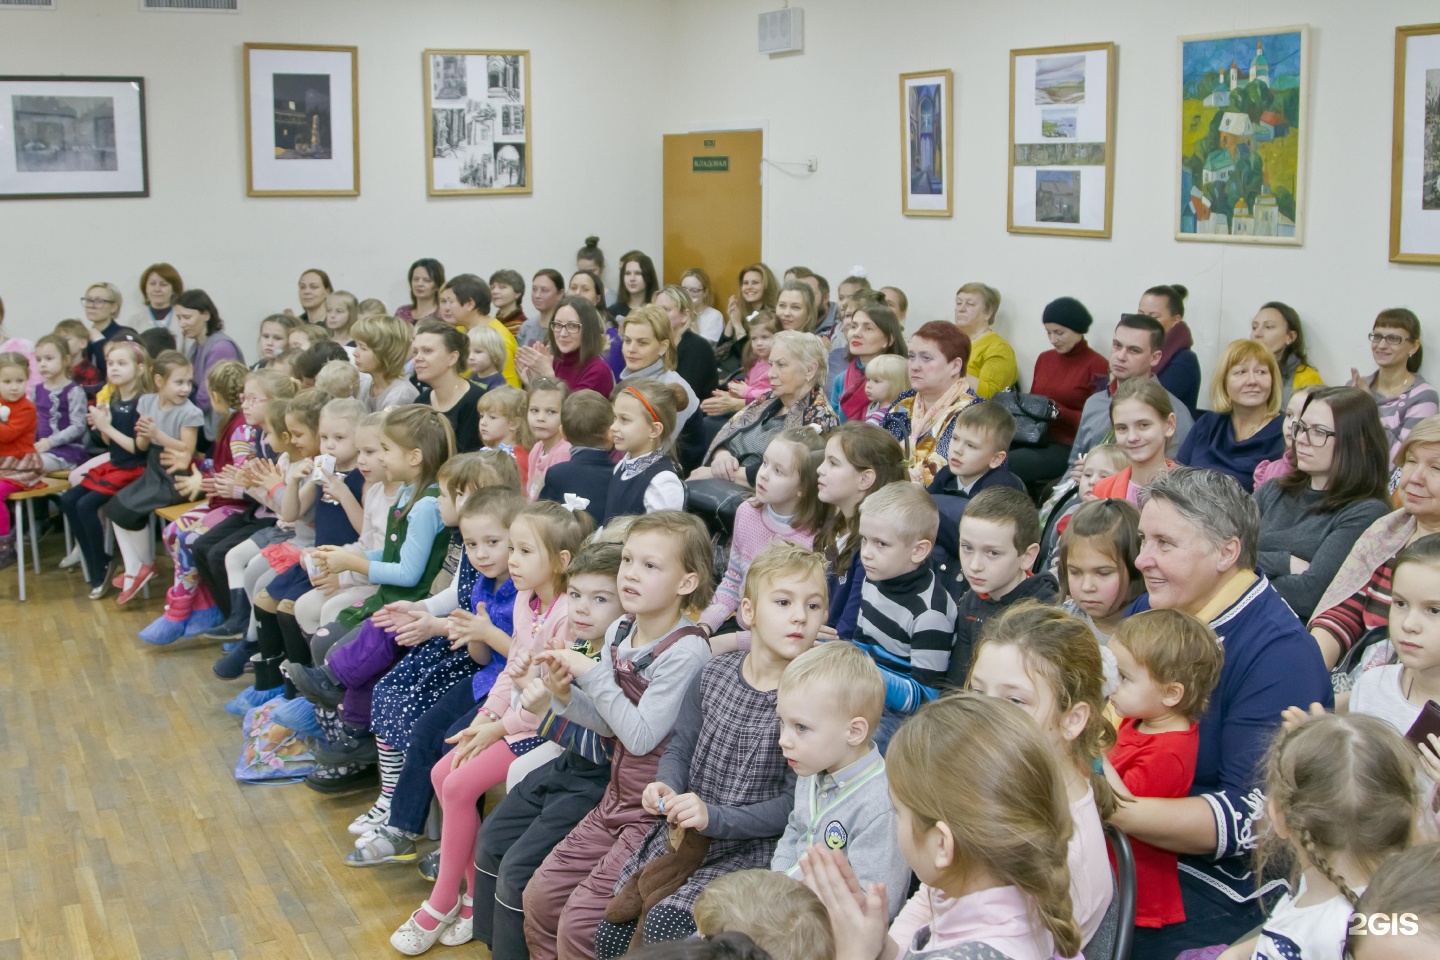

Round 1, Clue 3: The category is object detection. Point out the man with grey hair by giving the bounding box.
[1110,467,1333,958]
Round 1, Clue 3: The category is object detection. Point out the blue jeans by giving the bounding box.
[874,707,907,755]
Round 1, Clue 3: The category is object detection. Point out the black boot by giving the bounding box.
[197,589,250,641]
[212,639,259,680]
[253,606,285,660]
[253,654,286,691]
[276,611,313,667]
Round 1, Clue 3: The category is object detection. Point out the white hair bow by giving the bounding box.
[563,493,590,514]
[849,265,868,278]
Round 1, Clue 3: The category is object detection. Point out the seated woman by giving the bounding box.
[691,331,836,487]
[1176,339,1285,493]
[1250,301,1322,404]
[616,305,699,436]
[413,320,484,452]
[717,263,780,379]
[655,284,718,405]
[952,281,1016,398]
[174,289,245,442]
[514,295,615,397]
[881,320,978,486]
[1256,386,1390,622]
[395,258,444,324]
[1310,414,1440,668]
[829,302,905,423]
[1351,307,1438,476]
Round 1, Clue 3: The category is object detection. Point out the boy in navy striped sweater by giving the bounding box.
[848,481,957,752]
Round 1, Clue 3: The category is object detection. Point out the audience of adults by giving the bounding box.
[515,296,615,396]
[1309,414,1440,668]
[679,268,724,343]
[1255,386,1390,621]
[519,268,565,347]
[1115,467,1333,958]
[952,282,1016,398]
[611,250,659,321]
[174,289,244,439]
[692,330,836,486]
[830,302,906,423]
[130,263,184,346]
[655,285,718,404]
[718,262,780,375]
[82,281,138,374]
[294,268,332,326]
[1250,301,1322,404]
[1008,296,1109,488]
[1176,339,1285,493]
[881,320,977,486]
[395,258,443,325]
[411,319,483,452]
[1351,307,1438,469]
[440,273,520,387]
[775,280,818,335]
[616,305,699,434]
[1137,283,1201,415]
[568,269,623,376]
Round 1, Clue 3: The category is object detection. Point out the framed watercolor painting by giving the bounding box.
[1390,22,1440,265]
[900,69,952,217]
[243,43,359,197]
[0,75,148,200]
[1008,42,1116,238]
[423,49,532,196]
[1176,26,1308,245]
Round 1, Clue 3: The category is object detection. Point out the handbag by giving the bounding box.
[992,389,1058,447]
[683,477,751,536]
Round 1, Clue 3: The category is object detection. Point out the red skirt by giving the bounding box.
[81,461,146,496]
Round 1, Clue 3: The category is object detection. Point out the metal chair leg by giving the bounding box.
[14,500,26,602]
[27,499,41,574]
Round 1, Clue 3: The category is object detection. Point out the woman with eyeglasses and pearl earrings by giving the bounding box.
[1351,308,1439,467]
[514,295,615,396]
[81,282,140,381]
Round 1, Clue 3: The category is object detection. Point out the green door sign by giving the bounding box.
[692,156,729,172]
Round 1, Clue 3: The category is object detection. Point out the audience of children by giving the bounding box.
[525,378,571,502]
[605,379,688,519]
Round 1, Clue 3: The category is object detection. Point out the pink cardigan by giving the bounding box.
[526,438,572,502]
[742,360,773,402]
[480,590,573,744]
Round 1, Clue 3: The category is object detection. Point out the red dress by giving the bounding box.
[1108,717,1199,927]
[0,395,44,489]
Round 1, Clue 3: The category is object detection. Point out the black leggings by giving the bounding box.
[192,512,272,614]
[59,485,112,587]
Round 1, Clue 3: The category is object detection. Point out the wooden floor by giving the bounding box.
[0,523,490,959]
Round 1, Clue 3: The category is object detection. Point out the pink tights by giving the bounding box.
[0,479,26,536]
[420,739,518,927]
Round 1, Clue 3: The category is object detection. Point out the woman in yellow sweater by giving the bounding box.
[953,281,1018,398]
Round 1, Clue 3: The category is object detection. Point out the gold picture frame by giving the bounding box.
[424,49,532,196]
[243,42,359,197]
[1389,22,1440,265]
[1008,41,1117,238]
[899,69,953,217]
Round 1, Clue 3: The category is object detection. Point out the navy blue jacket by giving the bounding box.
[539,447,614,523]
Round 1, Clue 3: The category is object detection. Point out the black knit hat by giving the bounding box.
[1042,296,1092,335]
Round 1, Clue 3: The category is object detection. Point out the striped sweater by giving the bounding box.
[850,564,958,713]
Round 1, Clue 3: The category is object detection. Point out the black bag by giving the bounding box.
[992,390,1058,447]
[683,478,751,537]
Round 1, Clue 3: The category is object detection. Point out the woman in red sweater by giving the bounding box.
[1009,297,1109,491]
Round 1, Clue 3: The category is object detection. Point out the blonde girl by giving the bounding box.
[700,310,778,419]
[700,427,828,638]
[326,290,359,345]
[288,322,329,353]
[525,378,570,503]
[468,323,510,391]
[605,378,688,521]
[1346,843,1440,960]
[53,318,102,398]
[477,384,528,461]
[101,350,203,604]
[1217,714,1421,960]
[804,693,1081,960]
[352,314,419,412]
[255,313,299,370]
[1093,377,1178,503]
[31,333,88,471]
[393,500,590,953]
[966,601,1118,943]
[1057,498,1143,654]
[862,353,909,425]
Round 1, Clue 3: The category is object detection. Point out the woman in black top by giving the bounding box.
[411,319,483,452]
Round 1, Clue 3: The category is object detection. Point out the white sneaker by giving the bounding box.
[439,895,474,946]
[349,807,388,835]
[390,899,460,955]
[59,544,82,569]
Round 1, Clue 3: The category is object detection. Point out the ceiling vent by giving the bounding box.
[140,0,239,10]
[758,7,803,56]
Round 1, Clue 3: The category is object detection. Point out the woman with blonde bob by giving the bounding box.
[1177,338,1285,492]
[617,304,698,435]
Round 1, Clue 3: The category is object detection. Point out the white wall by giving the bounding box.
[660,0,1440,391]
[0,0,668,348]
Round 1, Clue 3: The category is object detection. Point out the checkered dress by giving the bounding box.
[613,652,790,911]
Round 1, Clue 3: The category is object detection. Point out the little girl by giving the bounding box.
[31,334,89,472]
[1048,443,1128,549]
[701,428,827,638]
[1219,714,1421,960]
[605,379,688,521]
[815,423,907,640]
[1345,844,1440,960]
[469,325,510,391]
[352,314,419,412]
[804,693,1082,960]
[966,601,1117,944]
[53,319,103,400]
[254,313,298,370]
[478,385,529,479]
[289,323,329,353]
[735,311,776,404]
[1093,378,1177,504]
[103,350,205,604]
[1057,498,1143,692]
[862,353,909,425]
[138,360,255,644]
[520,512,715,960]
[61,341,150,595]
[0,353,43,569]
[391,501,590,954]
[327,290,359,346]
[525,378,571,503]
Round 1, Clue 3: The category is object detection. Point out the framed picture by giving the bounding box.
[1176,26,1308,244]
[1008,42,1116,238]
[1390,23,1440,265]
[243,42,359,197]
[0,75,148,200]
[899,69,953,216]
[423,49,531,196]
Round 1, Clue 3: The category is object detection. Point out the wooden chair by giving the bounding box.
[9,477,73,602]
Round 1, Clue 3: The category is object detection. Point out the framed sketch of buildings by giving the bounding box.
[243,43,360,197]
[1390,22,1440,264]
[1008,42,1116,238]
[0,76,148,200]
[423,49,531,196]
[899,69,953,216]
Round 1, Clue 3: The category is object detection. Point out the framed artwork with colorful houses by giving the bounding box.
[1177,26,1308,245]
[423,49,531,196]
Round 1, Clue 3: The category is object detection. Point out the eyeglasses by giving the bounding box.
[80,297,115,307]
[549,321,583,335]
[1368,332,1413,346]
[1291,420,1335,447]
[240,393,266,405]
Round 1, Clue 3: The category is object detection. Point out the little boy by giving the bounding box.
[538,390,616,522]
[1103,609,1223,930]
[694,869,836,960]
[772,642,910,920]
[850,482,958,750]
[928,402,1028,565]
[949,487,1058,684]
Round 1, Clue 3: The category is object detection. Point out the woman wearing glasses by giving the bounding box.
[1351,308,1439,466]
[1176,339,1286,493]
[1255,387,1390,621]
[513,296,615,396]
[82,282,139,377]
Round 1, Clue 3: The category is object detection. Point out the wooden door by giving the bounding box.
[662,130,763,313]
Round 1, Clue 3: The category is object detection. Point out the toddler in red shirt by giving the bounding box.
[1103,608,1224,929]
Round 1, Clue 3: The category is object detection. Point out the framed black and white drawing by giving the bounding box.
[1390,23,1440,264]
[0,76,148,200]
[244,43,359,197]
[423,49,532,196]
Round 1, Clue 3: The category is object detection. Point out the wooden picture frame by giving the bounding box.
[1389,22,1440,265]
[1008,41,1117,238]
[0,75,149,200]
[899,69,953,216]
[423,49,532,196]
[243,42,359,197]
[1176,25,1308,245]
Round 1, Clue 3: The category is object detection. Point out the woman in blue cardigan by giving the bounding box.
[1178,339,1284,492]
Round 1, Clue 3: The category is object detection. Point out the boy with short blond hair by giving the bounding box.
[926,401,1028,564]
[694,869,835,960]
